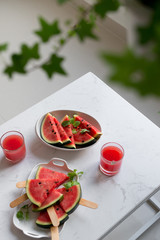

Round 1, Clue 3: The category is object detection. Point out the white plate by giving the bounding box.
[13,158,75,238]
[35,109,102,151]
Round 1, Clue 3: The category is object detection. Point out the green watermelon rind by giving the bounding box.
[36,209,69,228]
[40,113,62,146]
[60,184,82,215]
[74,135,96,147]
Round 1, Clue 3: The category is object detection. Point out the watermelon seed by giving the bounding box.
[39,182,41,184]
[69,136,72,138]
[52,130,54,132]
[56,207,59,211]
[66,189,69,192]
[54,132,56,134]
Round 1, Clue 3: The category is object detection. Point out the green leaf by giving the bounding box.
[41,53,67,78]
[16,210,24,220]
[35,17,61,43]
[63,180,80,189]
[57,0,69,4]
[102,48,160,96]
[73,121,80,127]
[72,129,77,134]
[0,43,8,52]
[94,0,120,19]
[61,120,70,127]
[80,129,90,134]
[75,19,98,42]
[4,43,40,78]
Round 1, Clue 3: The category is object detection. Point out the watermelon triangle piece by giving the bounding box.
[57,184,81,214]
[40,113,62,146]
[32,188,63,211]
[73,127,96,147]
[74,114,102,139]
[61,115,76,149]
[36,204,69,228]
[52,115,71,145]
[36,166,69,187]
[26,179,56,207]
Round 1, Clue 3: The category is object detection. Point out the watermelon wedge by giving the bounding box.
[57,184,81,214]
[32,188,63,211]
[53,116,71,145]
[73,127,96,147]
[36,166,69,187]
[26,179,56,207]
[74,114,102,139]
[36,204,69,228]
[61,115,76,149]
[40,113,62,146]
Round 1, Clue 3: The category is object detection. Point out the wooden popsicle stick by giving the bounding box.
[47,206,60,227]
[79,198,98,209]
[16,181,26,188]
[50,226,59,240]
[10,193,28,208]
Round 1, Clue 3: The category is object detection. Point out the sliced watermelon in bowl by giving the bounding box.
[61,114,76,149]
[74,114,102,139]
[35,110,102,151]
[40,113,62,146]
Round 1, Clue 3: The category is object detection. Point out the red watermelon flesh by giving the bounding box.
[26,179,56,207]
[61,115,76,149]
[36,204,69,227]
[41,113,62,145]
[32,188,63,211]
[57,185,81,214]
[53,116,71,145]
[36,166,69,187]
[74,114,102,138]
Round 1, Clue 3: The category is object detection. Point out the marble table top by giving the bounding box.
[1,72,160,240]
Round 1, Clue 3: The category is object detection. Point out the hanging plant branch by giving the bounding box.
[1,0,120,79]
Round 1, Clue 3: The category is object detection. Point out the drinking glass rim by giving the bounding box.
[100,142,124,163]
[0,130,25,152]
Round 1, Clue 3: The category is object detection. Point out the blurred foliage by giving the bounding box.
[103,0,160,97]
[0,0,160,97]
[0,0,120,79]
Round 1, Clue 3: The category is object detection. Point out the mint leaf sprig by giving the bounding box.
[16,204,30,221]
[63,169,83,189]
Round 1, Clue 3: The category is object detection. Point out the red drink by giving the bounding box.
[100,142,124,176]
[0,131,26,163]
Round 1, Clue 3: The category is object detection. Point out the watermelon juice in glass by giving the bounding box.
[0,131,26,163]
[100,142,124,176]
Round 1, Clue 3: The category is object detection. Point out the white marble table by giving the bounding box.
[1,72,160,240]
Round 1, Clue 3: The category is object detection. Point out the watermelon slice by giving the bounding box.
[53,116,71,145]
[26,179,56,207]
[32,188,63,211]
[74,114,102,139]
[36,204,69,228]
[36,166,69,187]
[61,115,76,149]
[73,127,96,147]
[40,113,62,146]
[57,185,81,214]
